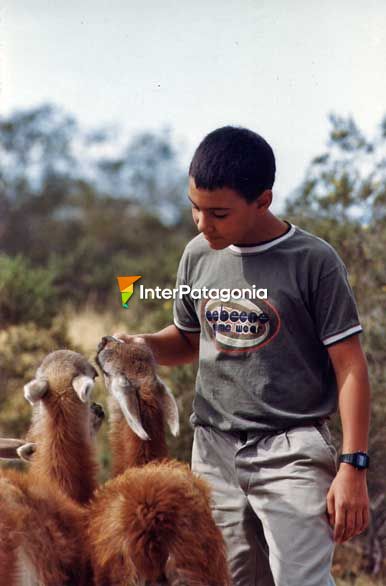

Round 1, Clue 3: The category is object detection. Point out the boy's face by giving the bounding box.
[188,177,269,249]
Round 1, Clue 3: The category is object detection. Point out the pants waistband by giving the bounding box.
[236,417,328,445]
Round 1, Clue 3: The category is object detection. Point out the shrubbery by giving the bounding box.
[0,255,58,328]
[0,320,70,436]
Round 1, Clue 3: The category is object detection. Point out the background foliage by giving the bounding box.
[0,105,385,582]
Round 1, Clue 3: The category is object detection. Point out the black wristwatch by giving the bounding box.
[339,452,370,470]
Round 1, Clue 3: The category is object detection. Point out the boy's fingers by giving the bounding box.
[113,333,147,345]
[355,509,364,536]
[342,509,356,541]
[362,506,370,532]
[328,511,335,528]
[357,507,370,536]
[113,332,132,342]
[326,493,335,527]
[334,507,347,543]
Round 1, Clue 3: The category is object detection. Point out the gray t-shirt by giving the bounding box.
[173,223,362,432]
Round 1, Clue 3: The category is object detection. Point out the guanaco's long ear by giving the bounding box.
[72,375,95,403]
[0,438,26,460]
[16,442,37,462]
[111,375,150,441]
[24,378,49,405]
[90,402,105,435]
[157,376,180,437]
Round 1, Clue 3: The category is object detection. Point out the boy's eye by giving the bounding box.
[191,205,227,219]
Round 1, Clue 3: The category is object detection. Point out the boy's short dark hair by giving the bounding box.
[189,126,276,202]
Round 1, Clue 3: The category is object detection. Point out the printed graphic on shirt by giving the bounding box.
[202,297,281,353]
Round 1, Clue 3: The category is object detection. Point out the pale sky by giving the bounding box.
[1,0,385,211]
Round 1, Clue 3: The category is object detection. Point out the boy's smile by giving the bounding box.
[188,177,287,249]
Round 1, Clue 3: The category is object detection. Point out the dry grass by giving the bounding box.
[66,304,132,355]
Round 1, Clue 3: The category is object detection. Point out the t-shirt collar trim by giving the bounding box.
[228,223,296,254]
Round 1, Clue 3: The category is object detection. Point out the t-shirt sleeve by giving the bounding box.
[312,262,363,346]
[173,251,201,333]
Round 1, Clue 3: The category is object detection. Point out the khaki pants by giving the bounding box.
[191,423,337,586]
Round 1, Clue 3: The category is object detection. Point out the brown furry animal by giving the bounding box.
[97,335,177,476]
[24,350,102,504]
[88,336,231,586]
[0,470,89,584]
[0,349,104,585]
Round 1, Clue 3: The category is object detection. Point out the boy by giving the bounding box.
[116,127,370,586]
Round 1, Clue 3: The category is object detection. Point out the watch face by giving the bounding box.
[356,454,368,467]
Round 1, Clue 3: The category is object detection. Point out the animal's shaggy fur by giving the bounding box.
[89,336,231,585]
[0,470,88,584]
[97,336,169,475]
[89,460,230,585]
[0,349,102,585]
[25,350,100,504]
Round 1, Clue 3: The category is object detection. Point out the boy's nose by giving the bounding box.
[196,213,213,234]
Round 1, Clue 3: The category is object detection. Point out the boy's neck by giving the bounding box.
[234,213,289,246]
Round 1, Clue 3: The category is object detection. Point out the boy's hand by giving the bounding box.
[113,325,198,366]
[113,333,146,344]
[326,464,370,543]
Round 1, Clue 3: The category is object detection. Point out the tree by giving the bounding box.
[0,255,57,328]
[285,114,386,577]
[96,129,187,222]
[0,105,190,306]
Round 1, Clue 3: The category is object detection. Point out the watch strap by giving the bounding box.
[339,452,370,469]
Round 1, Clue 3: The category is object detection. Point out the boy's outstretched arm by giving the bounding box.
[114,325,200,366]
[325,335,371,544]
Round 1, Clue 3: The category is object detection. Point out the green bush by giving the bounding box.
[0,320,70,436]
[0,254,58,328]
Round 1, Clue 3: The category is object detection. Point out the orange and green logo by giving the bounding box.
[117,276,142,308]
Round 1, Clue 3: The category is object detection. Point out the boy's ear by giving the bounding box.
[255,190,272,213]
